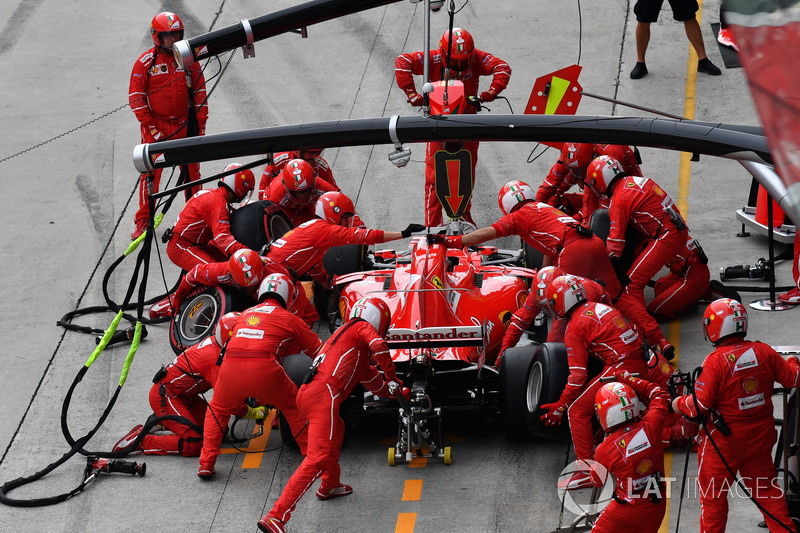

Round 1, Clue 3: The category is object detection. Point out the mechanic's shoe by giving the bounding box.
[657,339,676,361]
[630,62,648,80]
[113,424,144,453]
[717,28,739,51]
[779,287,800,305]
[257,516,285,533]
[706,279,742,303]
[149,296,175,319]
[197,462,216,479]
[557,471,602,491]
[697,58,722,76]
[130,220,148,241]
[271,414,280,430]
[316,484,353,500]
[145,413,166,433]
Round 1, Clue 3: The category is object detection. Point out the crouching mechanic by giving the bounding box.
[258,297,407,533]
[112,313,267,456]
[198,273,322,478]
[672,298,800,533]
[539,275,649,489]
[591,373,670,532]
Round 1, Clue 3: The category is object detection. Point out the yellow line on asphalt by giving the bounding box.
[219,410,276,471]
[396,513,417,532]
[402,479,424,501]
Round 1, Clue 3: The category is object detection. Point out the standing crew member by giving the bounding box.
[539,275,649,488]
[166,163,254,272]
[112,313,267,456]
[591,373,670,532]
[672,298,800,532]
[395,27,511,226]
[435,181,623,299]
[129,12,208,240]
[585,155,687,359]
[198,274,322,478]
[257,298,405,533]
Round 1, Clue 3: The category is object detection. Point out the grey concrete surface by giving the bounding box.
[0,0,796,532]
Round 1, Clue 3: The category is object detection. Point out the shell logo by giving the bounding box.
[743,376,758,393]
[246,316,261,326]
[653,185,665,196]
[636,459,653,475]
[660,361,672,375]
[613,317,628,329]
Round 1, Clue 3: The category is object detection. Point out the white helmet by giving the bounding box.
[257,273,295,309]
[349,297,392,337]
[498,180,536,215]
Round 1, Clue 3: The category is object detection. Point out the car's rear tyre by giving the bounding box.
[277,352,314,450]
[589,208,638,271]
[526,342,571,440]
[500,345,537,440]
[230,200,293,252]
[169,285,252,355]
[522,241,544,270]
[313,244,367,322]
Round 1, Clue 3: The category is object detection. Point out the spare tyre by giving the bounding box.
[230,200,293,252]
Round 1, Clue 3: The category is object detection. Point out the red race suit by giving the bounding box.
[607,176,688,348]
[557,302,648,460]
[199,300,322,467]
[395,48,510,226]
[647,236,710,320]
[264,177,338,227]
[673,340,800,533]
[129,46,208,227]
[259,151,338,196]
[492,202,622,298]
[267,320,398,525]
[166,187,250,271]
[592,376,670,532]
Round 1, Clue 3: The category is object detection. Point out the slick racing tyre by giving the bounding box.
[169,285,254,355]
[230,200,293,252]
[526,342,570,440]
[588,208,638,271]
[522,241,544,270]
[499,345,537,440]
[278,352,315,450]
[313,244,368,322]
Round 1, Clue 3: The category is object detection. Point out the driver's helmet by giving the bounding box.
[215,311,241,347]
[315,192,355,227]
[703,298,747,345]
[219,163,255,202]
[150,12,184,49]
[533,266,564,308]
[585,155,625,196]
[349,297,392,337]
[257,273,296,309]
[498,180,536,215]
[229,249,266,288]
[546,275,588,319]
[439,28,474,73]
[595,381,642,432]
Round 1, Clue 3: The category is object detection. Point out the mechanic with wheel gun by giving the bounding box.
[112,313,267,456]
[259,148,339,195]
[584,155,687,360]
[672,298,800,533]
[537,142,642,224]
[435,180,623,299]
[394,27,511,227]
[129,11,208,240]
[265,192,424,302]
[258,297,408,533]
[589,373,671,532]
[540,275,650,490]
[198,273,322,478]
[165,163,255,272]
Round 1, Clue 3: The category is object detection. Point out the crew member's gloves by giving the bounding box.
[244,405,268,420]
[401,223,426,238]
[539,402,567,426]
[430,234,463,249]
[480,89,497,102]
[407,92,424,107]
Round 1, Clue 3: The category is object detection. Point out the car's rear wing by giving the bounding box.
[385,325,484,350]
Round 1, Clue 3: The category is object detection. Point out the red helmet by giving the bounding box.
[150,12,184,49]
[498,180,536,215]
[281,159,316,193]
[257,273,295,310]
[215,311,241,347]
[547,275,588,319]
[703,298,747,344]
[219,163,255,201]
[296,148,323,160]
[439,28,474,72]
[349,297,393,337]
[229,249,266,288]
[585,155,625,196]
[560,143,594,173]
[595,382,642,432]
[533,266,565,308]
[315,192,356,227]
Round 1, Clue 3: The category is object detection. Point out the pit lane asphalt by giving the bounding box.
[0,1,796,532]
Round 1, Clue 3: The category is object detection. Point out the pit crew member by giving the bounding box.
[263,159,339,227]
[259,148,338,196]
